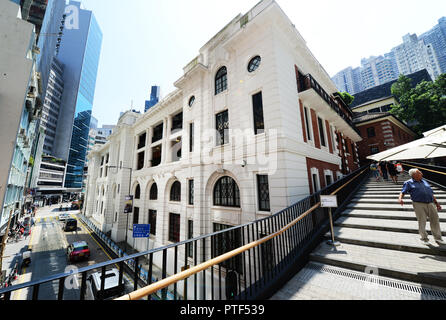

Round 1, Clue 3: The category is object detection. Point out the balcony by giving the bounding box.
[298,73,361,141]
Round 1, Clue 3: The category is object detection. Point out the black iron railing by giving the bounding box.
[0,165,370,301]
[300,74,360,136]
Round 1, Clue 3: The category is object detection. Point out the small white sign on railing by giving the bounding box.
[320,195,338,208]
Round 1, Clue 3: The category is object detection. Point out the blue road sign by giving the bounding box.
[133,224,150,238]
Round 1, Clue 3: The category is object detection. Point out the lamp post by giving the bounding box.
[107,164,133,253]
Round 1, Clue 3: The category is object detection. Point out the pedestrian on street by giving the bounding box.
[379,161,389,181]
[398,168,445,245]
[388,161,398,184]
[395,162,403,175]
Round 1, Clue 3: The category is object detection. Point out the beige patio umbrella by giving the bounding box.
[367,125,446,162]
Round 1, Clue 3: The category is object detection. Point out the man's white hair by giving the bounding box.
[408,168,420,177]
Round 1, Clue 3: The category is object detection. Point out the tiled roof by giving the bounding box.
[350,69,432,109]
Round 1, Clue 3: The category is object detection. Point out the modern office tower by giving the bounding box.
[0,0,42,232]
[36,0,66,103]
[90,115,98,130]
[420,17,446,74]
[40,57,64,154]
[52,0,102,190]
[331,67,363,95]
[144,86,161,112]
[360,56,398,91]
[391,33,441,81]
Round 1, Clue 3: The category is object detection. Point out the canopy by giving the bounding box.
[367,125,446,162]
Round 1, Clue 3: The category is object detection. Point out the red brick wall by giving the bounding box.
[306,157,340,194]
[310,109,321,149]
[357,118,415,164]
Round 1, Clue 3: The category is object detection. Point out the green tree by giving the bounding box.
[390,74,446,135]
[338,92,355,106]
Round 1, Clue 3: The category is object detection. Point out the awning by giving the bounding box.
[367,125,446,162]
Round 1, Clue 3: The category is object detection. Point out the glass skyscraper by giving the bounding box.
[55,1,103,189]
[145,86,161,112]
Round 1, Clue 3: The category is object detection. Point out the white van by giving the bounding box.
[87,268,125,300]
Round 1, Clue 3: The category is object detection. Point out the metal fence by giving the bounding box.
[402,161,446,190]
[0,165,370,301]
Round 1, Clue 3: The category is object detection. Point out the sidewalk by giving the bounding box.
[1,213,35,289]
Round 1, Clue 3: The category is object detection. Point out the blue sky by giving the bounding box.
[79,0,446,127]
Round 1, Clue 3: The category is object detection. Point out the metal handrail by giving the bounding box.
[116,167,369,300]
[0,165,369,300]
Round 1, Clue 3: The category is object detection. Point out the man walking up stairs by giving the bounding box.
[271,171,446,300]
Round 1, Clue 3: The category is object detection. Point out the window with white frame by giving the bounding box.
[317,116,327,148]
[310,168,320,193]
[324,170,333,187]
[303,106,312,142]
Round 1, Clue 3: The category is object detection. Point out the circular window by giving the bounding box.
[188,96,195,107]
[248,56,261,72]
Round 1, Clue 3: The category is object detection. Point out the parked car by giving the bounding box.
[67,241,90,262]
[71,201,80,210]
[63,218,77,231]
[59,213,70,222]
[88,268,125,300]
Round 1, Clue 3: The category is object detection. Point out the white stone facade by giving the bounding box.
[85,0,361,253]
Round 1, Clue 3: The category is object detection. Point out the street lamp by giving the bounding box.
[107,164,133,253]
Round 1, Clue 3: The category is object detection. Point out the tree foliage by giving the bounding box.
[390,74,446,135]
[338,92,355,106]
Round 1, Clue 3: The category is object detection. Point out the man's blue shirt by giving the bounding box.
[401,178,434,203]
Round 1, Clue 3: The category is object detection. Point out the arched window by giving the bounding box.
[149,183,158,200]
[213,176,240,207]
[135,184,141,199]
[215,66,227,95]
[170,181,181,202]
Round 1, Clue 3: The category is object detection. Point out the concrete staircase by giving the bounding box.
[271,173,446,300]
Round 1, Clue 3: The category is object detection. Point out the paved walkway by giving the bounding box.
[271,173,446,300]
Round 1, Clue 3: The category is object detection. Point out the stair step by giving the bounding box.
[360,187,445,192]
[350,198,446,205]
[341,209,446,222]
[345,202,443,212]
[354,194,446,199]
[335,216,446,236]
[309,242,446,288]
[270,262,446,300]
[325,226,446,256]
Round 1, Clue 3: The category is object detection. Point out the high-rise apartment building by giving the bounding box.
[360,56,398,91]
[420,17,446,74]
[331,67,363,95]
[144,86,161,112]
[391,34,441,81]
[52,0,102,190]
[332,17,446,94]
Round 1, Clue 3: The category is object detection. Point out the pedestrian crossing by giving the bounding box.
[35,214,77,224]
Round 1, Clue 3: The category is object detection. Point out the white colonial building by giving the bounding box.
[84,0,362,254]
